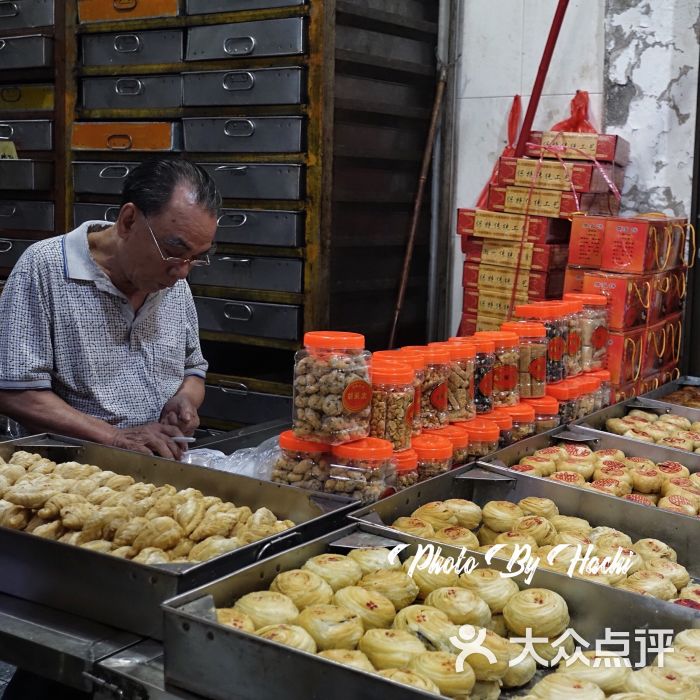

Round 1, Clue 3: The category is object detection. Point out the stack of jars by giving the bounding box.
[473,331,521,407]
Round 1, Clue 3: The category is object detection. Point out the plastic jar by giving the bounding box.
[474,331,520,407]
[502,403,536,442]
[589,369,612,409]
[327,437,396,502]
[576,376,601,419]
[424,424,470,467]
[405,346,450,430]
[395,348,426,436]
[293,332,372,444]
[562,300,584,378]
[515,304,568,384]
[457,418,500,459]
[472,338,496,414]
[547,382,577,424]
[448,338,477,420]
[369,361,415,452]
[431,341,476,423]
[564,293,609,372]
[412,434,453,481]
[272,431,331,491]
[523,396,561,434]
[485,408,514,448]
[394,448,419,490]
[501,321,548,399]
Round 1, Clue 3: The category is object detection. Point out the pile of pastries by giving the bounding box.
[389,496,697,606]
[508,442,700,513]
[0,450,295,564]
[660,385,700,409]
[606,409,700,453]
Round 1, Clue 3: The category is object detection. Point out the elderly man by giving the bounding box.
[0,158,220,459]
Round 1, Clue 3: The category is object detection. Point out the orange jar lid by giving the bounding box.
[411,434,453,460]
[422,346,451,364]
[590,369,611,382]
[564,300,584,313]
[430,341,474,361]
[547,383,571,401]
[502,403,536,422]
[394,448,418,472]
[424,425,469,449]
[448,336,475,343]
[279,430,330,453]
[474,331,519,348]
[563,378,584,398]
[523,396,560,414]
[472,338,496,353]
[501,321,547,338]
[514,303,561,320]
[456,418,500,441]
[579,376,601,392]
[304,331,365,350]
[396,347,427,370]
[564,293,608,307]
[483,408,513,430]
[372,350,405,363]
[371,361,414,385]
[332,437,394,461]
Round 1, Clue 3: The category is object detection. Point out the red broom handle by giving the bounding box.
[515,0,570,157]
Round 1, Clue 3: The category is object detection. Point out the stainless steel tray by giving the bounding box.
[0,434,353,640]
[162,523,700,700]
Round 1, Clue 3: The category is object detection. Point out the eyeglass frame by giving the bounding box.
[142,213,213,267]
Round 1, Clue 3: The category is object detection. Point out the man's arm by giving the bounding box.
[0,389,185,459]
[160,376,205,435]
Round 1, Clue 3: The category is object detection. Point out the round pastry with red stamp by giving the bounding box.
[656,461,691,480]
[658,494,698,516]
[593,448,626,463]
[549,471,586,487]
[588,478,631,497]
[622,493,655,506]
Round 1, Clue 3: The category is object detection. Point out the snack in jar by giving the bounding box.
[501,321,548,398]
[502,403,536,442]
[389,348,426,436]
[472,337,496,414]
[438,340,476,422]
[394,449,419,490]
[474,331,520,407]
[576,375,601,419]
[485,408,514,448]
[564,292,609,371]
[523,396,561,434]
[547,382,577,424]
[514,303,568,384]
[326,438,395,503]
[458,418,500,459]
[411,434,453,481]
[272,431,331,491]
[368,360,414,452]
[424,424,470,466]
[562,299,584,378]
[404,346,449,430]
[293,331,372,444]
[589,369,612,409]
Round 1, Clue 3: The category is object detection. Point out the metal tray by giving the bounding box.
[81,75,183,110]
[636,376,700,417]
[0,33,52,69]
[81,29,184,67]
[213,209,304,247]
[0,0,54,30]
[183,117,304,153]
[162,523,700,700]
[0,434,353,640]
[0,119,52,151]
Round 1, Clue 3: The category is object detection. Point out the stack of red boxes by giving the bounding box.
[566,214,691,400]
[457,130,629,335]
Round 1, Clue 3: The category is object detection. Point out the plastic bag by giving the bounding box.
[181,448,226,468]
[551,90,597,133]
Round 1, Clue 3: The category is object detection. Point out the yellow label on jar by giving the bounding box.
[540,131,598,158]
[473,210,527,239]
[515,159,573,189]
[504,186,562,217]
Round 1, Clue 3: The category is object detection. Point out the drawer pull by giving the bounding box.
[223,71,255,92]
[113,34,142,53]
[215,165,247,175]
[0,205,16,217]
[98,165,130,179]
[115,78,144,96]
[217,213,247,228]
[104,206,120,222]
[219,257,251,265]
[113,0,137,10]
[219,381,248,395]
[0,40,6,51]
[224,119,255,138]
[223,302,253,322]
[0,240,13,253]
[0,2,19,18]
[223,36,255,56]
[106,134,133,150]
[0,87,20,103]
[0,123,13,139]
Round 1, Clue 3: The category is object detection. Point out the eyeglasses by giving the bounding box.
[143,214,212,267]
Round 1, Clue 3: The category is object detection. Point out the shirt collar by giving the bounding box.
[63,220,112,282]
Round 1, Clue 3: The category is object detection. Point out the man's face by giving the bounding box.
[120,184,217,293]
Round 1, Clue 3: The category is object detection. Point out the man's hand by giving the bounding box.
[112,422,185,460]
[160,393,200,436]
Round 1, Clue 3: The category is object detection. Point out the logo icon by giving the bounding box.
[450,625,497,672]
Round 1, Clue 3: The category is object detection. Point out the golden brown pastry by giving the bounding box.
[53,462,98,480]
[132,547,170,565]
[625,666,699,698]
[347,547,401,575]
[402,556,459,598]
[557,460,595,480]
[111,546,134,559]
[518,496,559,519]
[256,624,317,653]
[553,532,592,549]
[477,524,499,546]
[234,590,298,629]
[503,588,570,638]
[443,498,482,529]
[270,569,334,610]
[549,515,592,535]
[25,457,55,474]
[358,569,419,610]
[33,520,64,540]
[58,531,82,545]
[674,628,700,652]
[113,517,150,547]
[532,634,574,665]
[514,515,556,545]
[103,474,135,492]
[652,644,700,684]
[643,558,690,590]
[432,526,480,549]
[302,554,363,592]
[80,539,113,554]
[596,546,644,575]
[481,500,525,532]
[295,604,363,651]
[79,506,131,543]
[629,467,663,494]
[130,516,183,553]
[488,613,508,637]
[187,536,241,562]
[502,641,537,688]
[0,463,26,485]
[167,538,194,560]
[590,528,633,550]
[216,607,255,633]
[461,628,510,681]
[520,455,557,476]
[549,471,587,487]
[38,493,85,520]
[173,498,206,537]
[618,571,677,600]
[359,628,426,669]
[594,448,626,463]
[85,486,118,506]
[494,531,538,549]
[391,516,435,539]
[317,649,375,673]
[9,451,41,468]
[412,501,458,529]
[190,510,238,542]
[530,673,605,699]
[376,668,440,693]
[459,568,519,613]
[392,604,457,652]
[3,479,64,510]
[658,495,697,515]
[408,651,477,695]
[123,482,155,500]
[556,651,631,694]
[425,587,491,627]
[0,499,30,529]
[333,586,395,630]
[145,496,177,519]
[633,538,677,562]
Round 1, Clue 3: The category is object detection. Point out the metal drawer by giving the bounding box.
[183,68,305,107]
[183,117,303,153]
[0,238,33,268]
[200,163,303,200]
[0,120,52,150]
[195,296,300,341]
[189,254,303,293]
[73,203,120,227]
[0,159,52,190]
[199,382,292,426]
[0,33,52,69]
[0,200,52,231]
[0,1,54,30]
[82,75,183,110]
[82,29,183,66]
[214,209,304,247]
[186,0,305,14]
[186,18,305,61]
[73,161,140,195]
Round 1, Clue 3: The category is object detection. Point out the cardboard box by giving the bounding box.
[488,185,620,219]
[497,157,625,193]
[463,262,564,299]
[462,288,528,319]
[526,131,631,166]
[563,265,589,294]
[459,313,478,336]
[462,240,569,272]
[608,327,645,387]
[641,321,668,379]
[582,270,653,331]
[568,215,608,267]
[456,208,570,244]
[647,269,686,325]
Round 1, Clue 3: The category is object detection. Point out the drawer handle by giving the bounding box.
[223,36,256,56]
[0,123,13,139]
[219,381,248,395]
[223,72,255,92]
[0,240,13,253]
[0,3,19,18]
[219,257,251,265]
[223,302,253,322]
[113,0,137,10]
[115,78,144,96]
[107,134,133,151]
[215,165,247,175]
[0,40,6,51]
[0,87,20,103]
[224,119,255,138]
[104,206,120,222]
[113,34,142,53]
[98,165,130,179]
[217,213,247,228]
[0,205,16,217]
